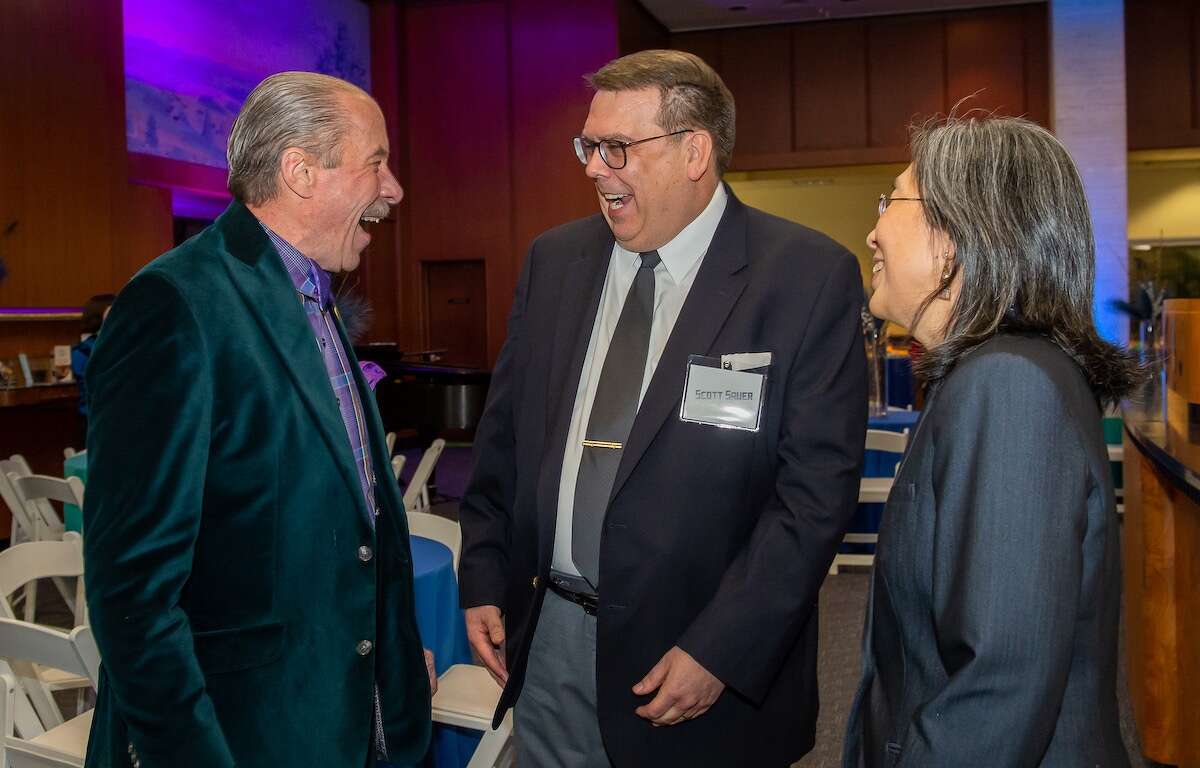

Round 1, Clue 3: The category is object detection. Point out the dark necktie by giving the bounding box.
[572,250,661,589]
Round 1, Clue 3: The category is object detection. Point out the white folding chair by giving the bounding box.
[7,476,82,620]
[0,618,98,767]
[432,665,513,768]
[385,432,397,457]
[0,458,36,546]
[403,439,446,514]
[0,536,89,732]
[390,454,407,484]
[407,512,462,573]
[9,475,76,544]
[830,429,909,575]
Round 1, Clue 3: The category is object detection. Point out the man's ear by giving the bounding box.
[279,147,316,200]
[685,130,715,182]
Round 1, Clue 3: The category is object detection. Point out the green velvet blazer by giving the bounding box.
[81,201,430,767]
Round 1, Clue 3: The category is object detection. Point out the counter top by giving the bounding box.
[1123,405,1200,505]
[0,383,78,409]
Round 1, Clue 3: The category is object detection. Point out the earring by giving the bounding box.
[939,253,952,300]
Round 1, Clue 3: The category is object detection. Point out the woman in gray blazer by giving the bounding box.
[843,115,1141,767]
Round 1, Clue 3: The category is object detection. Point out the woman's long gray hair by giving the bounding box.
[907,113,1140,405]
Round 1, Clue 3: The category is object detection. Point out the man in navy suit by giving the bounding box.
[459,50,866,767]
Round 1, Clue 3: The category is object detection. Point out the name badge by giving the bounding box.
[679,353,769,432]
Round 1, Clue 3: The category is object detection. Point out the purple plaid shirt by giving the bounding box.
[262,225,378,525]
[260,225,392,760]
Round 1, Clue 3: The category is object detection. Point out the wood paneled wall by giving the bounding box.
[1126,0,1200,150]
[373,0,619,365]
[671,4,1050,171]
[0,0,173,314]
[0,0,173,361]
[4,0,1192,372]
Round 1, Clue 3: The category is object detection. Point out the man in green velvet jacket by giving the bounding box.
[82,72,432,767]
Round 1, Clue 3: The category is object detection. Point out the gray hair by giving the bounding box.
[908,113,1140,404]
[227,71,369,206]
[586,50,736,175]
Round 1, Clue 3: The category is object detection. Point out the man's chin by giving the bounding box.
[339,252,363,273]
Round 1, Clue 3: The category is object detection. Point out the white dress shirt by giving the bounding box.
[552,183,728,577]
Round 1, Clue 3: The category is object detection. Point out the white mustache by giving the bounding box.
[363,200,391,219]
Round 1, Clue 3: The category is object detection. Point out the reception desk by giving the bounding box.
[1123,298,1200,767]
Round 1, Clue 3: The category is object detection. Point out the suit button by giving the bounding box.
[357,640,374,656]
[531,576,539,589]
[358,545,373,562]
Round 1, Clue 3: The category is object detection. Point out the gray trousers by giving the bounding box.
[515,590,614,768]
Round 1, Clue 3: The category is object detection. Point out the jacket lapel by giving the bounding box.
[214,202,367,514]
[608,189,750,502]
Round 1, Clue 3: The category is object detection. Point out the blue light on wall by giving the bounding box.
[123,0,370,170]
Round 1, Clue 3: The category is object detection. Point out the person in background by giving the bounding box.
[82,72,433,768]
[843,114,1139,767]
[70,293,115,440]
[459,49,866,767]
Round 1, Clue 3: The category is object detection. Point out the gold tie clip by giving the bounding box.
[581,439,623,450]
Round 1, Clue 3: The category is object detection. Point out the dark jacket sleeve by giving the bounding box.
[678,247,867,703]
[83,272,236,767]
[458,246,532,610]
[897,351,1090,767]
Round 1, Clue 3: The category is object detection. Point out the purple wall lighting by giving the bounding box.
[123,0,370,175]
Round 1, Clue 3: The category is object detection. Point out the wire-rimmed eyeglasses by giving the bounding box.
[878,193,923,216]
[573,129,694,170]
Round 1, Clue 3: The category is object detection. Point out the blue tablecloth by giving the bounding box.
[844,408,921,545]
[402,536,479,768]
[63,450,87,532]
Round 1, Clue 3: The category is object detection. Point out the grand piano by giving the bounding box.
[354,342,492,446]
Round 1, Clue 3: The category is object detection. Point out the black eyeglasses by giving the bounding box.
[573,129,694,170]
[878,193,923,216]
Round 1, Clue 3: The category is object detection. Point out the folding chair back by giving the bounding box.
[403,439,446,513]
[0,459,35,544]
[0,535,88,733]
[10,475,79,540]
[0,537,85,622]
[864,428,908,456]
[0,619,97,767]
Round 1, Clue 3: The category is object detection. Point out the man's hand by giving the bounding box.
[423,649,437,695]
[633,646,725,726]
[464,605,508,685]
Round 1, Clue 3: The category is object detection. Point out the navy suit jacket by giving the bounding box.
[460,187,867,767]
[843,334,1130,767]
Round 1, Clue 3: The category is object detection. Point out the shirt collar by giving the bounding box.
[614,183,728,281]
[259,222,333,308]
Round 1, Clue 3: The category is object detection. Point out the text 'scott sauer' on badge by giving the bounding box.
[679,352,771,432]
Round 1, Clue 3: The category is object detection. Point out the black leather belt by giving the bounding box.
[547,573,599,616]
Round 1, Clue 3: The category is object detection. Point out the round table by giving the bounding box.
[393,536,479,768]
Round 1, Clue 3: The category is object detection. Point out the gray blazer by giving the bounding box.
[844,334,1129,767]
